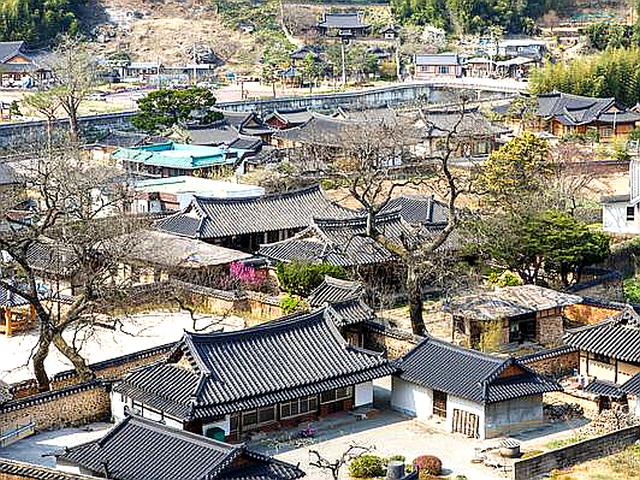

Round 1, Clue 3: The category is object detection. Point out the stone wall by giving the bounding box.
[567,271,624,303]
[362,322,422,359]
[10,342,174,398]
[519,346,579,378]
[0,381,110,434]
[512,426,640,480]
[0,458,98,480]
[536,314,564,347]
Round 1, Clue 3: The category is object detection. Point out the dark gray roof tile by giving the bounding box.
[397,337,561,403]
[56,416,304,480]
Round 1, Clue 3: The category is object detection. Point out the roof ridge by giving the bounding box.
[403,336,504,364]
[193,183,322,204]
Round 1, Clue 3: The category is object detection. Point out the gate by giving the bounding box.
[452,409,479,438]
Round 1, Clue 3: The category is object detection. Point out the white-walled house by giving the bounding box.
[602,159,640,235]
[391,337,560,439]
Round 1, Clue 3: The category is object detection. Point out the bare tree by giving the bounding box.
[46,35,97,141]
[309,444,374,480]
[0,141,144,391]
[312,98,482,334]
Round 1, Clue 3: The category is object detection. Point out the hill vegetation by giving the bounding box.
[0,0,81,44]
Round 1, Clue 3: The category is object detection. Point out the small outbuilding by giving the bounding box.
[391,337,561,439]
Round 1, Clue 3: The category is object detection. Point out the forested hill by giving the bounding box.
[0,0,80,45]
[390,0,568,34]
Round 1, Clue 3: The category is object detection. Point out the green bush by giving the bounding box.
[279,295,307,314]
[387,454,405,463]
[487,270,523,287]
[624,278,640,303]
[349,454,386,478]
[275,262,348,296]
[413,455,442,478]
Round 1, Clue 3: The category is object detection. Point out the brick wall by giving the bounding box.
[0,381,110,434]
[564,303,621,326]
[536,315,564,347]
[0,458,97,480]
[520,348,579,378]
[512,426,640,480]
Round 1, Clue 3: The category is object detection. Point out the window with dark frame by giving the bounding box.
[280,396,318,419]
[628,206,635,221]
[320,386,353,404]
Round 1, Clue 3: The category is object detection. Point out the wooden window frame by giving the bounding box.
[280,395,318,420]
[320,386,353,405]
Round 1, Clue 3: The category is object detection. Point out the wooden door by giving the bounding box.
[452,408,479,438]
[433,390,447,418]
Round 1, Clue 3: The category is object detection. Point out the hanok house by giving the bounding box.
[444,285,583,350]
[391,337,561,439]
[155,184,355,252]
[56,415,305,480]
[0,284,37,337]
[109,230,251,286]
[111,310,394,441]
[414,53,465,80]
[565,306,640,406]
[258,210,414,269]
[0,41,49,87]
[535,91,640,141]
[316,12,370,38]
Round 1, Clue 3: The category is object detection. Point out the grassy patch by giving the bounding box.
[544,435,588,450]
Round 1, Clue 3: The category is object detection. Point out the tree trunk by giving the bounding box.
[406,264,426,335]
[33,328,53,392]
[66,102,79,141]
[52,333,94,382]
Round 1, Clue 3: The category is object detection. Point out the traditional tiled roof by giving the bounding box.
[584,379,624,399]
[0,162,21,186]
[0,379,11,404]
[258,211,414,267]
[621,372,640,396]
[114,309,394,419]
[265,109,314,128]
[317,12,369,29]
[564,306,640,362]
[445,285,582,321]
[325,298,375,327]
[537,91,640,126]
[290,47,320,61]
[0,41,27,64]
[0,458,97,480]
[271,113,359,148]
[418,108,510,138]
[25,240,80,276]
[155,184,355,240]
[518,345,578,364]
[56,416,305,480]
[378,195,448,226]
[415,53,464,66]
[308,276,365,307]
[397,337,561,404]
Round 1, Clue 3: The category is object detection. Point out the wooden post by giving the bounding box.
[5,309,12,337]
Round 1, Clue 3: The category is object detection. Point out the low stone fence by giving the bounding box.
[518,346,580,378]
[0,380,110,434]
[9,342,174,399]
[512,425,640,480]
[0,458,98,480]
[362,321,423,359]
[125,280,284,322]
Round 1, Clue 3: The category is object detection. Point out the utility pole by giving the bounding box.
[341,39,347,86]
[192,41,197,85]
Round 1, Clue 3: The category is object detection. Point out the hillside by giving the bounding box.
[79,0,263,72]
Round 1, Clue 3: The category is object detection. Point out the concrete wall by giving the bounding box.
[512,426,640,480]
[446,394,485,438]
[603,202,640,235]
[390,376,433,420]
[0,381,110,434]
[354,381,374,407]
[485,395,544,438]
